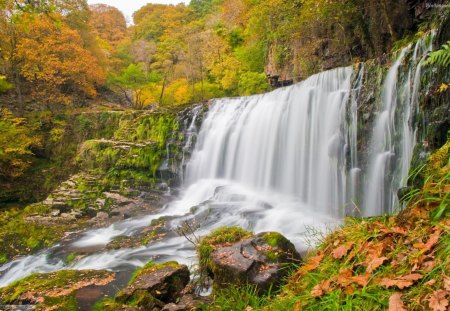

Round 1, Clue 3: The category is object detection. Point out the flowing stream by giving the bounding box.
[0,36,433,288]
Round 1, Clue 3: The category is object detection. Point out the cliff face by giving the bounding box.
[265,0,448,82]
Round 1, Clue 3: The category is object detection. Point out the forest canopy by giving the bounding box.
[0,0,433,109]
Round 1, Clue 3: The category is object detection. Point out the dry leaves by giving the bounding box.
[332,243,353,259]
[366,256,388,273]
[413,228,442,253]
[388,292,406,311]
[336,269,370,287]
[443,275,450,291]
[299,253,324,274]
[428,290,449,311]
[311,279,331,297]
[378,273,423,289]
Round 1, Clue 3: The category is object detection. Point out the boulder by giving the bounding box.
[116,262,190,306]
[209,232,301,293]
[161,294,211,311]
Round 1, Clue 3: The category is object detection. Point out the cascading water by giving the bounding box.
[185,67,353,217]
[363,36,434,216]
[0,35,434,288]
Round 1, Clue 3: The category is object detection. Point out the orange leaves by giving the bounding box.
[366,256,388,273]
[332,242,353,259]
[388,292,406,311]
[336,268,370,287]
[428,290,449,311]
[443,275,450,291]
[377,273,423,289]
[296,253,324,276]
[310,279,331,297]
[15,14,105,104]
[413,227,442,253]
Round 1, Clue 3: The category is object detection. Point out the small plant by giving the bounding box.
[425,41,450,67]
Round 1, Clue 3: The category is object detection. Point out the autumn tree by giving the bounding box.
[15,13,105,105]
[89,4,127,47]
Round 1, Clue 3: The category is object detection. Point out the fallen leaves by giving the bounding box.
[332,243,353,259]
[413,228,442,253]
[366,256,388,273]
[303,254,324,272]
[311,280,331,297]
[444,275,450,291]
[378,273,423,289]
[388,292,406,311]
[428,290,449,311]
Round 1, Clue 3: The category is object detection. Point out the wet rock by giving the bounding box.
[210,232,301,293]
[0,270,115,310]
[60,213,76,220]
[0,306,35,310]
[51,200,71,213]
[123,212,131,219]
[104,192,134,206]
[116,262,190,305]
[96,211,109,219]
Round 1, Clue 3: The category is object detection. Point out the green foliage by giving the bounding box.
[212,284,272,311]
[425,41,450,67]
[0,75,12,93]
[189,0,222,17]
[0,205,82,260]
[238,71,269,95]
[0,108,41,179]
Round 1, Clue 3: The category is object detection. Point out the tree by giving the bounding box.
[0,75,12,93]
[89,4,127,47]
[0,108,41,179]
[15,13,105,104]
[108,63,153,109]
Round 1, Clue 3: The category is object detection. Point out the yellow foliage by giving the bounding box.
[15,13,105,104]
[437,83,449,93]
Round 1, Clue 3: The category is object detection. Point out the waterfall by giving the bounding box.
[0,35,435,288]
[185,67,353,218]
[363,37,433,216]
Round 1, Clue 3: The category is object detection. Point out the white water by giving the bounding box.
[186,67,353,217]
[363,37,433,216]
[0,39,433,287]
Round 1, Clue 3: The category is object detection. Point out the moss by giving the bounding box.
[128,261,180,285]
[197,226,253,273]
[261,232,285,248]
[0,270,114,309]
[66,252,76,264]
[92,297,123,311]
[41,294,78,311]
[0,206,84,260]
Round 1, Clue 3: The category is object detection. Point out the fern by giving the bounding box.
[425,41,450,67]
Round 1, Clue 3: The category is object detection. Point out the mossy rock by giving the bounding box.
[0,269,115,310]
[115,261,190,306]
[198,228,301,294]
[197,226,253,274]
